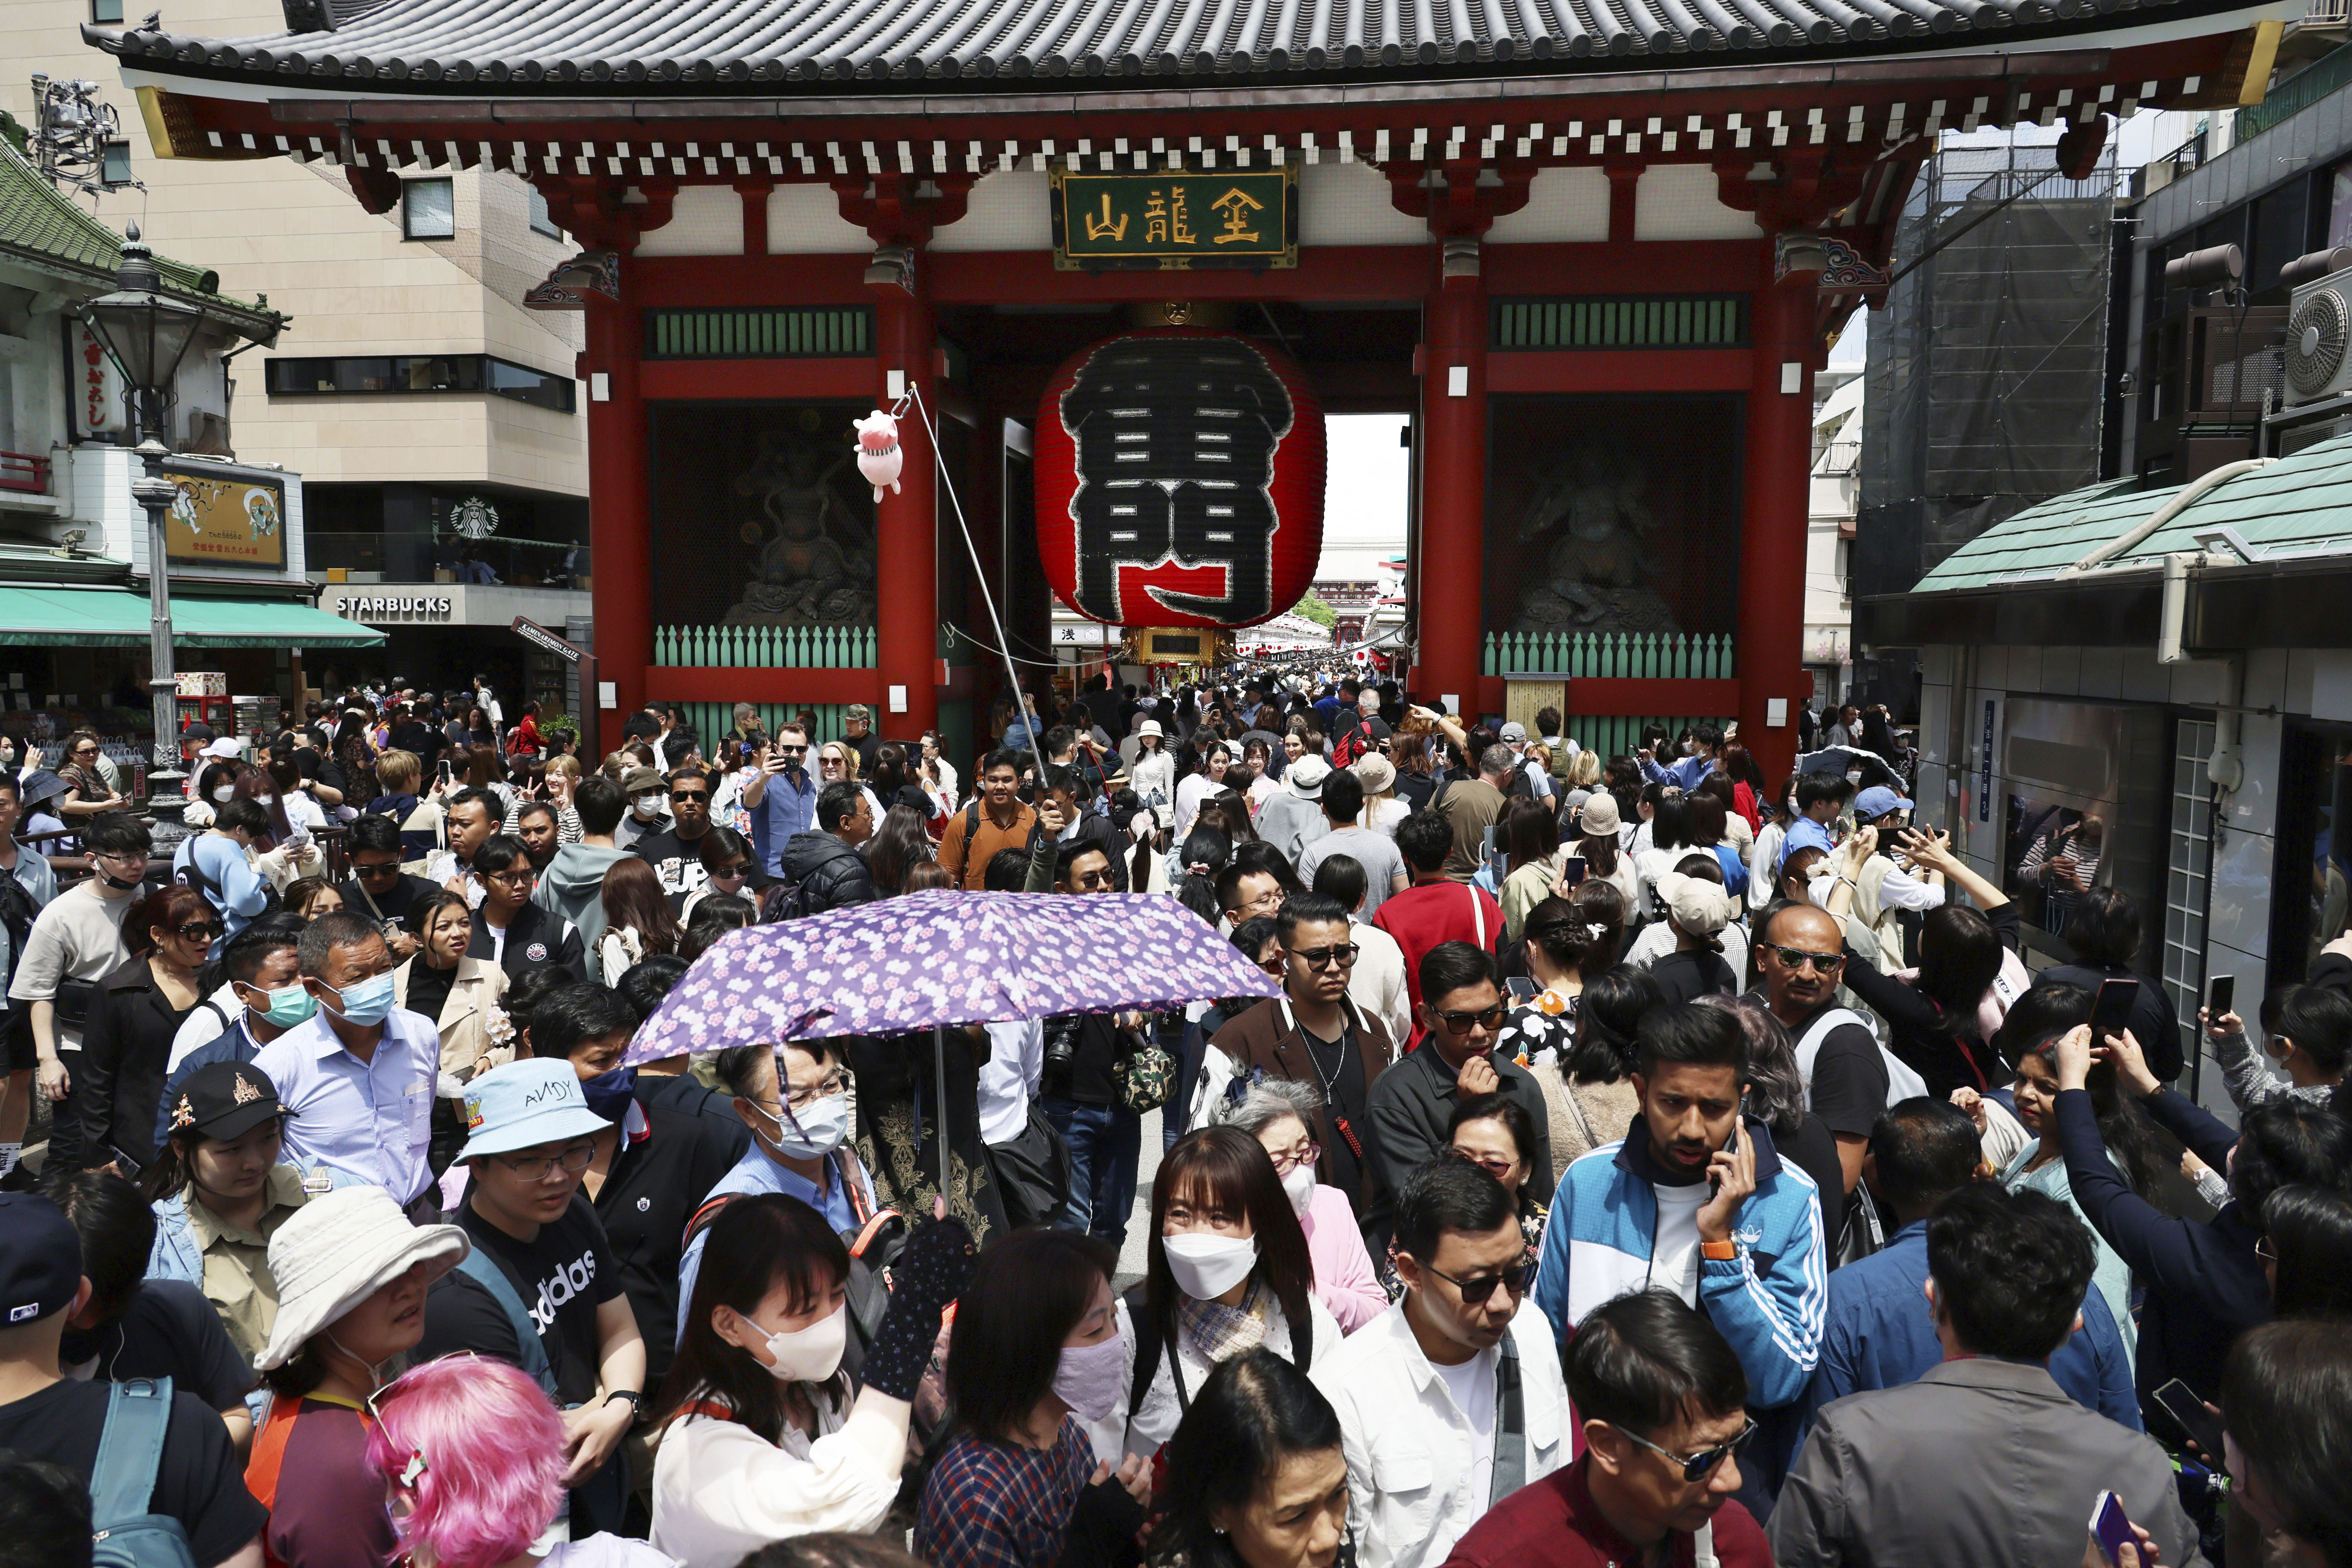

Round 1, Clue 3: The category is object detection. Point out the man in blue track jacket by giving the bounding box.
[1532,1000,1826,1411]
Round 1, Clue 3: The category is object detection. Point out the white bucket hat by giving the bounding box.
[254,1185,468,1372]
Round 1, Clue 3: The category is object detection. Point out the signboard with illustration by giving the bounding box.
[163,466,287,568]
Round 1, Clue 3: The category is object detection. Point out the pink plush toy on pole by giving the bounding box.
[854,410,903,501]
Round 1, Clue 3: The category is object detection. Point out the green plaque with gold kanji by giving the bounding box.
[1049,166,1299,271]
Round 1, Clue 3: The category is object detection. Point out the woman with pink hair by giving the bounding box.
[368,1356,677,1568]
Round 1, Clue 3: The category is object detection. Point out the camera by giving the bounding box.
[1043,1017,1081,1072]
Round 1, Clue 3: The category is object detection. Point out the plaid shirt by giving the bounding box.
[916,1418,1094,1568]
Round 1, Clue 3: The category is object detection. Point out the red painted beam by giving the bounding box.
[1485,239,1766,296]
[648,667,883,704]
[929,247,1430,305]
[635,253,872,306]
[639,358,875,399]
[1487,348,1752,394]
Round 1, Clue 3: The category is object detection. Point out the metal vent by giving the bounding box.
[2285,288,2348,396]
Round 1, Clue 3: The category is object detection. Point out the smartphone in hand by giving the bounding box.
[2152,1379,2226,1455]
[2206,974,2235,1019]
[2089,1491,2135,1567]
[1563,856,1588,887]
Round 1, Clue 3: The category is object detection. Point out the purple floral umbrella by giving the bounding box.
[621,890,1280,1065]
[621,890,1280,1196]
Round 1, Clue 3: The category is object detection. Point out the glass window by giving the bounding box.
[528,185,562,239]
[403,178,456,241]
[90,0,123,20]
[2271,724,2352,984]
[101,142,131,185]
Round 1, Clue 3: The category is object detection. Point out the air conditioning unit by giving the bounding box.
[2284,262,2352,406]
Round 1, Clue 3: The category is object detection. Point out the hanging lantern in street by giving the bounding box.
[1034,330,1325,630]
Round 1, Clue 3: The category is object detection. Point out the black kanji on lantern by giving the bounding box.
[1057,336,1294,624]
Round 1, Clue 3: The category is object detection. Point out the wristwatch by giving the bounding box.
[1700,1239,1739,1261]
[603,1389,643,1412]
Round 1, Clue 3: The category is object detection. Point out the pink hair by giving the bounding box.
[365,1356,566,1568]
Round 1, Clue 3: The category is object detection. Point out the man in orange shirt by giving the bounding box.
[938,750,1038,891]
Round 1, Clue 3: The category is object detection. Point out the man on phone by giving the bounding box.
[742,722,817,879]
[1531,1001,1828,1417]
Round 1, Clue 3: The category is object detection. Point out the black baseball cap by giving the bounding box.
[181,722,216,742]
[166,1060,286,1143]
[0,1194,83,1327]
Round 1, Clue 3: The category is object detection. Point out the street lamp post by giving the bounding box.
[80,224,211,846]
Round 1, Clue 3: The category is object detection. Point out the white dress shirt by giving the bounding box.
[977,1019,1044,1145]
[1310,1298,1568,1568]
[249,1007,440,1201]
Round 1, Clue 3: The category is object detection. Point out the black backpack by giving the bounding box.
[1122,1281,1312,1431]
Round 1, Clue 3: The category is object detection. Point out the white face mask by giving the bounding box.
[1163,1231,1260,1301]
[737,1301,848,1384]
[1280,1163,1317,1219]
[633,793,663,817]
[755,1091,851,1159]
[1053,1324,1132,1423]
[211,785,235,802]
[257,795,274,806]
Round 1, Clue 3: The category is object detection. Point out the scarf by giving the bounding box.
[1176,1280,1269,1365]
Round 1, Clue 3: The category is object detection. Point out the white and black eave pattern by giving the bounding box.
[210,81,2173,180]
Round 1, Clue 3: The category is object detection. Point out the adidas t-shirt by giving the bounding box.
[417,1192,622,1406]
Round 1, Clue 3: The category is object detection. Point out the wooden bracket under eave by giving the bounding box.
[134,86,272,160]
[2174,20,2285,109]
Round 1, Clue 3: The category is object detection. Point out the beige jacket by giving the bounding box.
[393,953,512,1079]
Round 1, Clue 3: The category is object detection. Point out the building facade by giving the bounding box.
[0,133,377,764]
[1858,436,2352,1114]
[4,4,592,713]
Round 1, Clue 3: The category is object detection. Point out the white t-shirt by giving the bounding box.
[1651,1181,1710,1306]
[1431,1348,1499,1494]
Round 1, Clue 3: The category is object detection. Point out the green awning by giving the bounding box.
[0,585,386,649]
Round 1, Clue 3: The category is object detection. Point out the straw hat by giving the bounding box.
[255,1185,468,1372]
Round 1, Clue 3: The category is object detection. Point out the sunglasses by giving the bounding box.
[670,790,710,802]
[1612,1418,1759,1483]
[1287,944,1359,969]
[353,860,403,880]
[1425,1259,1534,1304]
[1433,1005,1508,1034]
[172,920,224,942]
[1760,944,1845,975]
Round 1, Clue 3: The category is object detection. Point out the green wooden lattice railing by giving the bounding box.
[655,624,878,668]
[1484,630,1735,679]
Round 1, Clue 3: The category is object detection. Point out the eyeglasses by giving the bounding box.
[1267,1143,1322,1175]
[483,869,534,887]
[1760,944,1845,975]
[1611,1419,1759,1484]
[1287,944,1359,970]
[70,744,98,757]
[784,1073,852,1110]
[1424,1260,1534,1305]
[353,859,403,881]
[1256,953,1287,976]
[671,790,710,803]
[2256,1236,2278,1263]
[95,850,147,869]
[497,1142,596,1181]
[711,865,750,880]
[172,920,224,942]
[1434,1005,1508,1035]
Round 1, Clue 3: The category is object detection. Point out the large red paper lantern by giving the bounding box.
[1034,329,1325,630]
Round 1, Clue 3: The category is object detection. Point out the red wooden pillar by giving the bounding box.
[584,284,649,760]
[873,257,940,738]
[1738,273,1815,789]
[1416,243,1488,716]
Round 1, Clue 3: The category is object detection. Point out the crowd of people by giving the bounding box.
[0,668,2347,1568]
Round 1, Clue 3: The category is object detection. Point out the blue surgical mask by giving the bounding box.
[319,971,396,1026]
[580,1065,637,1121]
[244,982,317,1029]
